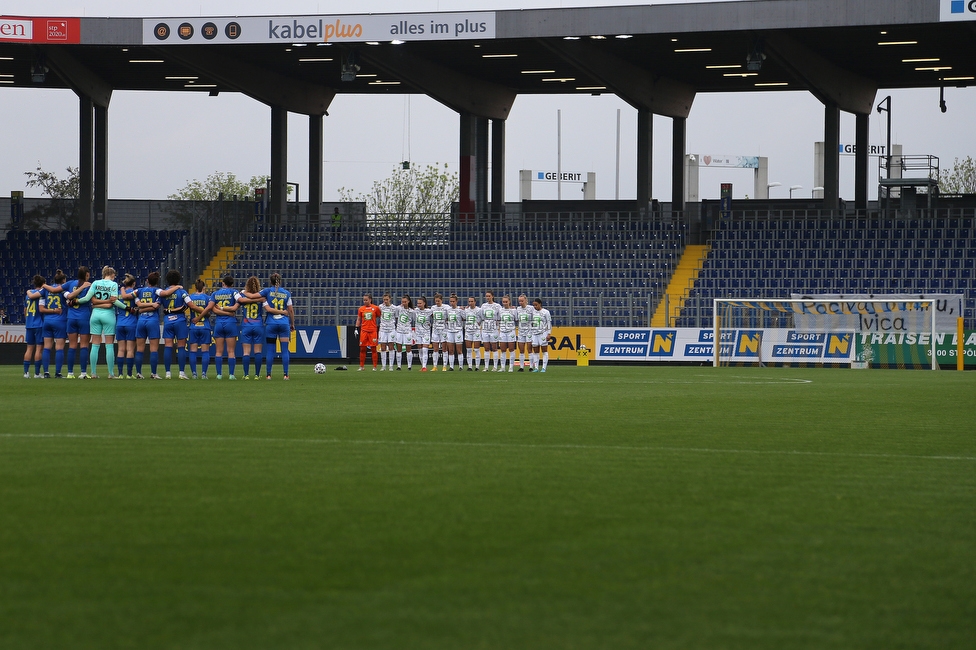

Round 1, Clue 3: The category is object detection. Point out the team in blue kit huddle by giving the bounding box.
[21,267,295,380]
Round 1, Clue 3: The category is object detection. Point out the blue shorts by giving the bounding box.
[162,315,189,341]
[26,327,43,346]
[43,320,67,340]
[189,327,212,345]
[241,323,265,344]
[136,319,161,341]
[67,318,90,336]
[115,324,137,342]
[266,318,291,339]
[214,320,238,340]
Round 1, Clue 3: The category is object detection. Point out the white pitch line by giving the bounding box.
[1,433,974,462]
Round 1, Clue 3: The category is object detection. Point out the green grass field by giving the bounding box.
[1,363,974,649]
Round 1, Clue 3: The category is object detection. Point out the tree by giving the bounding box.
[939,156,976,195]
[166,172,276,229]
[22,164,80,229]
[338,163,459,215]
[168,171,271,202]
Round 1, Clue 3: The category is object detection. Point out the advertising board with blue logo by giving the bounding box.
[942,0,976,21]
[593,328,857,364]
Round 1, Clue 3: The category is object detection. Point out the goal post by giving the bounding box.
[712,298,938,369]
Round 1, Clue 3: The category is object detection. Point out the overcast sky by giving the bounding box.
[2,0,974,203]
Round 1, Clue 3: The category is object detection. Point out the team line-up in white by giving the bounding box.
[354,291,553,373]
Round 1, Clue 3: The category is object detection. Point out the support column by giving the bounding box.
[270,105,288,220]
[458,112,476,220]
[854,112,869,211]
[308,113,324,219]
[823,102,841,210]
[490,118,505,216]
[94,104,108,231]
[78,95,94,230]
[671,117,686,214]
[475,116,489,217]
[637,109,653,212]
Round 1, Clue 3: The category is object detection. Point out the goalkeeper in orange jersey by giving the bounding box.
[356,293,381,371]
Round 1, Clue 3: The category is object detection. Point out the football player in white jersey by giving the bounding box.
[463,296,483,371]
[378,292,397,370]
[480,290,502,371]
[530,298,552,372]
[498,294,518,372]
[414,296,433,371]
[443,293,464,371]
[515,294,533,371]
[394,294,416,370]
[429,293,449,371]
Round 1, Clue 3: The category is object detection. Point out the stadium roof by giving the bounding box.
[1,0,973,109]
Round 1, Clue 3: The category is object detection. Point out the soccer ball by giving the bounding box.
[314,363,327,374]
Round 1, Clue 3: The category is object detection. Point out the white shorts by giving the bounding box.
[379,330,396,344]
[481,330,499,344]
[444,331,463,344]
[414,329,431,346]
[464,330,481,343]
[517,330,532,344]
[531,333,549,348]
[396,331,413,346]
[498,331,516,344]
[431,329,447,343]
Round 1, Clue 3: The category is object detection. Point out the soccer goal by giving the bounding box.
[712,298,938,369]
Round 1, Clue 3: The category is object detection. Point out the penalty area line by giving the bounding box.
[1,433,974,462]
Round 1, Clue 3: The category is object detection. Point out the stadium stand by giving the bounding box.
[225,215,687,327]
[0,229,185,324]
[677,213,976,329]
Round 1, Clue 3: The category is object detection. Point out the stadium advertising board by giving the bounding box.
[594,328,856,364]
[143,13,495,45]
[0,17,80,43]
[0,325,26,343]
[941,0,976,21]
[790,294,963,333]
[545,327,596,361]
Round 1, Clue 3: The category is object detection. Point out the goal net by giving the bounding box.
[712,298,937,369]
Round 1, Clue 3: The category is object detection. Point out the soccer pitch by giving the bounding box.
[1,365,973,649]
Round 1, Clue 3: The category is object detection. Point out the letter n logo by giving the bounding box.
[825,333,851,358]
[736,331,761,357]
[650,331,675,356]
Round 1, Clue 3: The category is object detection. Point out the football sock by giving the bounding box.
[56,349,65,375]
[432,350,438,368]
[420,348,428,368]
[371,347,378,367]
[35,357,42,375]
[90,343,101,376]
[360,347,367,367]
[406,349,412,369]
[543,351,549,369]
[106,344,116,376]
[242,354,250,376]
[67,347,76,373]
[229,357,236,376]
[397,349,403,368]
[150,350,158,375]
[493,350,499,369]
[201,352,210,376]
[23,360,29,375]
[135,350,144,374]
[215,356,223,376]
[163,347,172,373]
[265,346,274,376]
[177,347,187,373]
[281,348,289,376]
[189,350,197,376]
[127,356,134,376]
[42,348,51,373]
[80,347,88,373]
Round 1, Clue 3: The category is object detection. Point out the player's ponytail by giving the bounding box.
[77,266,89,281]
[269,273,281,287]
[194,279,206,292]
[54,269,66,284]
[123,274,136,288]
[246,276,260,294]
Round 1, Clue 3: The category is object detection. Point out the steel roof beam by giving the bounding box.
[358,47,516,120]
[540,39,695,118]
[765,34,877,115]
[157,47,335,115]
[43,46,114,108]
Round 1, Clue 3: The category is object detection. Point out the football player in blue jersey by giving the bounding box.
[40,269,68,378]
[187,279,213,379]
[260,273,294,380]
[63,266,93,379]
[210,274,242,380]
[158,270,193,379]
[23,275,46,378]
[115,274,139,379]
[238,275,266,380]
[134,271,164,379]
